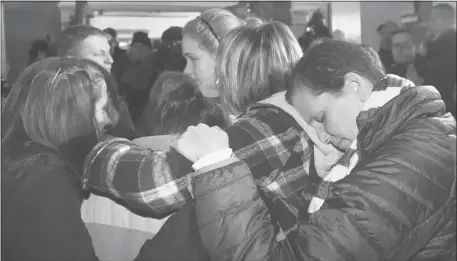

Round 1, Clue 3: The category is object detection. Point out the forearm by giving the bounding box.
[84,137,193,217]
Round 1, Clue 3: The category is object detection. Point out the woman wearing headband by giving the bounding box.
[182,8,244,101]
[1,57,122,261]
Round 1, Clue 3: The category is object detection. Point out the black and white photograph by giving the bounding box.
[1,1,456,260]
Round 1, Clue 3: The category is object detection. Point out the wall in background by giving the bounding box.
[3,2,61,82]
[2,4,7,78]
[360,1,414,51]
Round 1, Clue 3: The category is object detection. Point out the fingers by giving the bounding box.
[169,139,178,150]
[314,141,336,156]
[211,126,223,131]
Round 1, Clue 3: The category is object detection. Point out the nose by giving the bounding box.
[106,53,113,65]
[183,63,192,76]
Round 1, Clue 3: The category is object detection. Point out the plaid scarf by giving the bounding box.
[308,75,416,213]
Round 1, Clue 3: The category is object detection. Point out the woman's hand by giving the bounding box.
[172,124,230,163]
[313,142,344,178]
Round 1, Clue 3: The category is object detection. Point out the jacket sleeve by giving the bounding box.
[192,121,455,261]
[84,137,194,218]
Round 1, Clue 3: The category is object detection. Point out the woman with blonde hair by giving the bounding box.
[1,57,123,261]
[182,8,244,100]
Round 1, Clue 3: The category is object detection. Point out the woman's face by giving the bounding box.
[182,35,218,98]
[290,84,363,151]
[94,79,110,127]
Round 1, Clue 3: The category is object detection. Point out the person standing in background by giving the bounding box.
[119,31,155,121]
[388,28,425,85]
[28,39,54,65]
[103,28,126,63]
[377,21,398,71]
[103,28,129,83]
[57,25,136,139]
[156,26,186,72]
[58,25,114,72]
[424,3,456,117]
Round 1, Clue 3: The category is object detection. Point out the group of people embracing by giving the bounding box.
[2,7,456,261]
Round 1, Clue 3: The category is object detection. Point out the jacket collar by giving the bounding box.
[356,78,446,158]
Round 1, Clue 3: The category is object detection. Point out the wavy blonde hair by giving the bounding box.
[217,20,303,114]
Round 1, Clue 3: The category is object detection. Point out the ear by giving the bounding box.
[342,72,370,102]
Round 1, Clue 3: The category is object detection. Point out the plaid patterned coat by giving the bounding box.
[84,103,320,231]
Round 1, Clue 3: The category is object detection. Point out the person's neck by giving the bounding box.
[206,96,220,104]
[380,39,391,50]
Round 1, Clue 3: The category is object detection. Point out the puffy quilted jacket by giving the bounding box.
[191,85,456,261]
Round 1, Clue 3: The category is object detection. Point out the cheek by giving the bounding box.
[94,99,106,123]
[196,58,215,84]
[324,99,354,137]
[86,55,104,65]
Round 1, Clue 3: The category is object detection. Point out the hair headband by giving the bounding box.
[197,16,220,42]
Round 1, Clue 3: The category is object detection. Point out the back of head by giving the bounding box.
[308,10,327,29]
[103,27,117,39]
[161,26,183,44]
[361,44,385,73]
[217,20,303,114]
[142,71,228,135]
[131,31,152,49]
[155,27,186,72]
[289,39,385,96]
[146,71,191,113]
[183,8,245,55]
[2,57,119,150]
[57,25,105,57]
[376,24,386,34]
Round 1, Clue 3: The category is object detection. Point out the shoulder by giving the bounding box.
[229,104,303,136]
[14,153,81,202]
[3,158,84,235]
[226,104,312,175]
[226,104,306,149]
[336,114,455,223]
